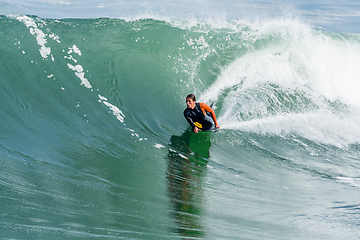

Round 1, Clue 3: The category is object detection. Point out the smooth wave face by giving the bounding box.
[1,15,360,239]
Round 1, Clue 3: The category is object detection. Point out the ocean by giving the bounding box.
[1,0,360,239]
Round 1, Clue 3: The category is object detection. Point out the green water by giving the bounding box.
[1,16,360,239]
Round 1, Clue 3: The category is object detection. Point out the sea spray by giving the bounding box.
[199,18,360,147]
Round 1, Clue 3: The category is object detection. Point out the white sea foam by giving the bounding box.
[16,15,57,60]
[97,94,146,140]
[204,19,360,106]
[154,143,165,149]
[67,63,92,89]
[68,45,81,56]
[64,44,93,89]
[337,177,360,187]
[98,95,125,123]
[203,19,360,147]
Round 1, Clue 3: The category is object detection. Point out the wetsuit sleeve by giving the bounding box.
[184,109,195,129]
[199,103,219,126]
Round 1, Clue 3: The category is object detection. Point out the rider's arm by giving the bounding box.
[199,103,220,127]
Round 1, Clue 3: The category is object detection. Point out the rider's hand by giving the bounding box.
[194,127,199,133]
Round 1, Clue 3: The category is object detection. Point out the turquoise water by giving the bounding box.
[1,1,360,239]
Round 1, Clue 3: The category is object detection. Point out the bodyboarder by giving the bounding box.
[184,94,220,133]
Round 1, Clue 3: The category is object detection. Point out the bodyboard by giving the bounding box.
[198,127,219,133]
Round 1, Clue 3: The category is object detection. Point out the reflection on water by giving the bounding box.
[166,130,212,238]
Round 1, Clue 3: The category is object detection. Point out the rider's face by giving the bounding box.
[186,98,196,109]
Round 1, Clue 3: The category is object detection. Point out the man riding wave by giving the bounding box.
[183,94,220,133]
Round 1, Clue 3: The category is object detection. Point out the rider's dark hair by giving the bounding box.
[186,94,196,102]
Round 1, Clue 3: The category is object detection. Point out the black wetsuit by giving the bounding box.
[184,103,214,131]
